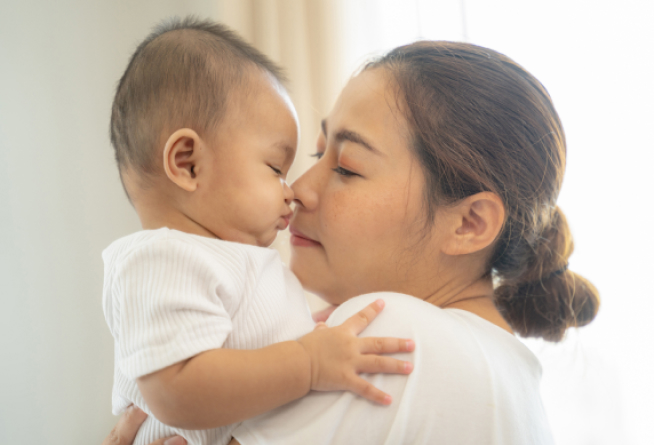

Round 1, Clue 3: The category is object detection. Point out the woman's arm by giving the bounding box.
[137,300,414,430]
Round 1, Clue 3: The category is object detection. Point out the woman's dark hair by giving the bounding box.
[366,41,599,341]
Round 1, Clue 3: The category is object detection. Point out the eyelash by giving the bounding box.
[269,165,282,175]
[332,166,358,177]
[310,152,324,160]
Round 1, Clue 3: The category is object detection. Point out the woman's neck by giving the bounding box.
[423,275,513,334]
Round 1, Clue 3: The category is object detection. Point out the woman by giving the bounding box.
[105,41,599,445]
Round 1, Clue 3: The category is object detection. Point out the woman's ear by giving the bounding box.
[162,128,204,192]
[442,192,505,256]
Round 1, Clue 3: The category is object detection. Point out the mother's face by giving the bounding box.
[289,69,430,304]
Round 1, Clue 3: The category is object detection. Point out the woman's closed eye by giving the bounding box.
[332,166,359,177]
[269,165,283,175]
[310,151,360,177]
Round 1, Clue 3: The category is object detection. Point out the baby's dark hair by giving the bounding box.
[110,16,286,177]
[366,41,599,342]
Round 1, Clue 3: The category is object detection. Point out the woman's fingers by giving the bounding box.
[150,437,187,445]
[101,406,186,445]
[359,337,415,354]
[342,299,385,335]
[102,405,147,445]
[358,355,413,375]
[349,376,393,405]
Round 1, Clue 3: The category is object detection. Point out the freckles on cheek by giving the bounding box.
[326,187,403,242]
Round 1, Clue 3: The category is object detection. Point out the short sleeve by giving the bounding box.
[115,238,238,379]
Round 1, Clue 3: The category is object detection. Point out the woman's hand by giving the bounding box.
[101,405,187,445]
[297,299,415,405]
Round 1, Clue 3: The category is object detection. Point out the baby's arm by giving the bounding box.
[136,299,414,430]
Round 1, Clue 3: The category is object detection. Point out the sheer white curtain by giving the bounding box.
[218,1,654,443]
[216,0,352,312]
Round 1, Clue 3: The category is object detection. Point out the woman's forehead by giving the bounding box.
[326,69,409,155]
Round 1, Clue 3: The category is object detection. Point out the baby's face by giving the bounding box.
[196,73,299,247]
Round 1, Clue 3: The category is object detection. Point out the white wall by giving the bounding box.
[0,1,219,443]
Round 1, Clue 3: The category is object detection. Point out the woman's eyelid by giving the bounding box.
[308,141,361,176]
[332,165,359,177]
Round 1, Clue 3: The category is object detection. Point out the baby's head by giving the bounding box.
[110,17,298,247]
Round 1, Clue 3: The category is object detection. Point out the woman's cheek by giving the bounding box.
[327,186,404,240]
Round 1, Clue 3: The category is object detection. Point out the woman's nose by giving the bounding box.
[291,164,320,211]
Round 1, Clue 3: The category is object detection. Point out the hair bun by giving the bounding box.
[495,207,600,341]
[495,268,599,341]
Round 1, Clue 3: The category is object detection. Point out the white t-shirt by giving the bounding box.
[233,292,555,445]
[102,228,315,445]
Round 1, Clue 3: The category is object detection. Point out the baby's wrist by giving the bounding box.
[290,339,314,396]
[293,338,316,394]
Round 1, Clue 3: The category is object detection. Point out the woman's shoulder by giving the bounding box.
[327,292,448,327]
[328,292,540,375]
[327,291,489,339]
[235,292,551,445]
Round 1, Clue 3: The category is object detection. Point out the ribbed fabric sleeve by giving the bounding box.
[102,228,315,445]
[115,238,236,379]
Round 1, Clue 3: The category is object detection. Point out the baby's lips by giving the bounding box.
[279,214,291,229]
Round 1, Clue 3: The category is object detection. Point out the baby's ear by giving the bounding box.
[441,192,505,256]
[163,129,202,192]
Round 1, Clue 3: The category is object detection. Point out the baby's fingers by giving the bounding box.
[359,355,413,375]
[350,376,393,405]
[360,337,415,354]
[342,299,385,335]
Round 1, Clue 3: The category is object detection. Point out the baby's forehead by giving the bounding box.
[213,72,299,151]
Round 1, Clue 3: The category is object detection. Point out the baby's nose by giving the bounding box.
[280,177,294,203]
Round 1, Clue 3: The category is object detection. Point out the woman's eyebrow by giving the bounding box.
[321,119,382,156]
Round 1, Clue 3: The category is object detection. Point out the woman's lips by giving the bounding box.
[289,225,322,247]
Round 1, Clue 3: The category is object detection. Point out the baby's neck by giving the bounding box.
[133,190,217,239]
[142,211,216,239]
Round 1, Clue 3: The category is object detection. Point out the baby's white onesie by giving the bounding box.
[102,228,315,445]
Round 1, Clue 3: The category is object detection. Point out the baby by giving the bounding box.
[102,17,414,445]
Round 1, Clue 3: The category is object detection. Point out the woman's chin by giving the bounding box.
[289,257,314,290]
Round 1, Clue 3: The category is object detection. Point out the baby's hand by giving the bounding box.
[297,299,414,405]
